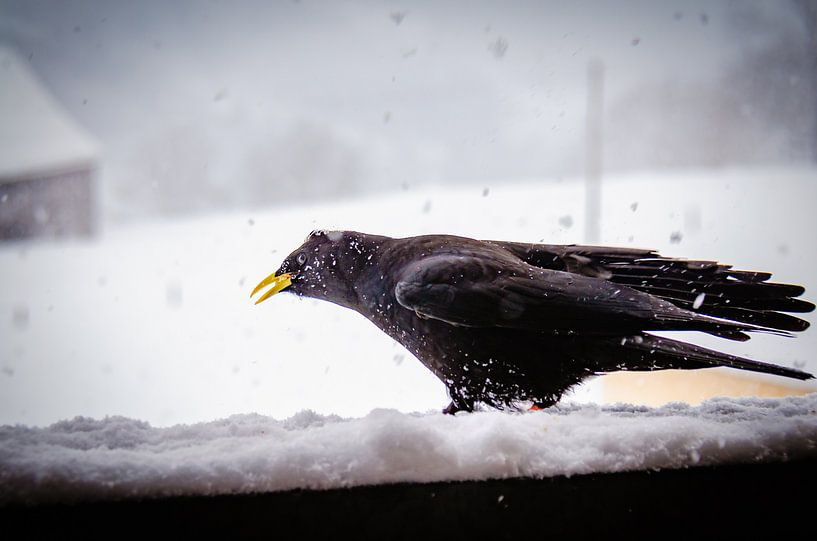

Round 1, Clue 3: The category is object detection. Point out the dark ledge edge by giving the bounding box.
[2,459,814,539]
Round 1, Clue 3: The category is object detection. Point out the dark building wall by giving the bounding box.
[0,169,95,240]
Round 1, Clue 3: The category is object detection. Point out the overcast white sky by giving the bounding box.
[1,0,812,220]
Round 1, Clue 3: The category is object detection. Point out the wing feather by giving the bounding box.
[393,254,765,335]
[487,240,813,333]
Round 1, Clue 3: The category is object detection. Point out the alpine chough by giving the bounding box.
[251,230,814,414]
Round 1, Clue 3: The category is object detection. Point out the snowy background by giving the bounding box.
[1,1,816,496]
[1,168,815,427]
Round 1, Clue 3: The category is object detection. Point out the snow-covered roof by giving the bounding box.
[0,46,98,182]
[1,395,815,504]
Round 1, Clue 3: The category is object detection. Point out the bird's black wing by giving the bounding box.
[393,254,760,335]
[487,241,814,333]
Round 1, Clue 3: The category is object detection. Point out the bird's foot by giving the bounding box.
[528,402,552,411]
[442,401,473,415]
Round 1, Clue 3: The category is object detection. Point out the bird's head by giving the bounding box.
[250,229,384,309]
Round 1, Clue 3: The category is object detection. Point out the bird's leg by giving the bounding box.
[442,395,474,415]
[442,401,461,415]
[442,382,475,414]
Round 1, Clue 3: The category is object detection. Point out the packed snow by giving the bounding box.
[1,394,816,504]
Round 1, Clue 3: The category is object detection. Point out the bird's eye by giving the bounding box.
[296,252,308,266]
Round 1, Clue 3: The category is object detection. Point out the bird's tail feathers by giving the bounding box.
[660,307,796,341]
[599,333,814,381]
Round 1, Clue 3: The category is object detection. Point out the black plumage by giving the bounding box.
[251,230,815,414]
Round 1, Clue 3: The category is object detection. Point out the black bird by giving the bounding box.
[251,230,814,414]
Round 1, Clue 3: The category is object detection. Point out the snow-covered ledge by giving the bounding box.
[2,394,816,504]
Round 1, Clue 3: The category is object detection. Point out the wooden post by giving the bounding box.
[585,59,604,244]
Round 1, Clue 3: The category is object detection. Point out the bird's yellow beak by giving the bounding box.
[250,272,293,305]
